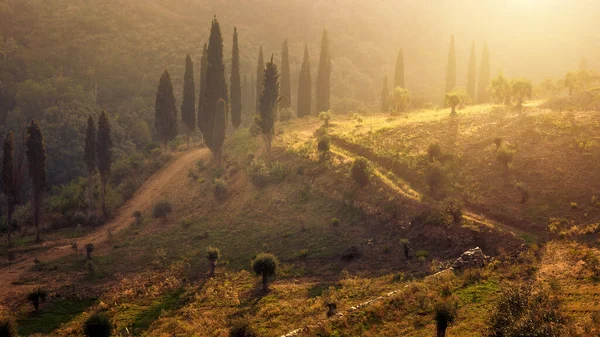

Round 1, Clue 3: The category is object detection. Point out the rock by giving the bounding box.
[452,247,488,269]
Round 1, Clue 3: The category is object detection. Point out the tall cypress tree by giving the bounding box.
[2,131,15,244]
[250,74,256,116]
[201,16,229,163]
[231,27,242,129]
[466,41,477,100]
[213,99,227,167]
[155,70,178,147]
[297,44,312,117]
[257,56,279,166]
[381,76,389,112]
[84,115,96,221]
[477,43,491,103]
[181,54,196,140]
[445,35,456,95]
[395,49,404,88]
[97,111,112,220]
[198,43,208,133]
[256,46,265,113]
[26,120,46,242]
[316,29,331,113]
[280,39,291,109]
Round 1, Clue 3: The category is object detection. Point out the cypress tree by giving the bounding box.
[395,49,404,88]
[316,29,331,113]
[201,16,229,164]
[466,41,476,101]
[256,46,265,113]
[381,76,389,112]
[26,120,46,242]
[213,99,227,167]
[84,115,96,221]
[445,35,456,95]
[280,39,291,109]
[97,111,112,219]
[155,70,178,147]
[198,43,208,133]
[231,27,242,129]
[181,54,196,141]
[297,44,312,117]
[2,131,15,244]
[477,43,491,103]
[257,55,279,166]
[250,74,256,117]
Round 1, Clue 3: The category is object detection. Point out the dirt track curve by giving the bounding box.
[0,148,210,305]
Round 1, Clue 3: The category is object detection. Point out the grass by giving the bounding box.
[17,298,96,336]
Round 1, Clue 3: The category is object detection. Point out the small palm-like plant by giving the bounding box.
[0,317,18,337]
[27,288,47,312]
[83,312,113,337]
[206,246,220,276]
[435,300,457,337]
[85,243,94,260]
[252,253,278,292]
[399,238,410,260]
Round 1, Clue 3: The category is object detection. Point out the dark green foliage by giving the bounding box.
[0,317,18,337]
[444,199,463,224]
[26,120,47,242]
[230,28,242,128]
[207,246,220,276]
[486,285,565,337]
[83,312,113,337]
[198,43,208,133]
[84,115,96,220]
[467,41,476,100]
[252,253,278,292]
[97,111,112,219]
[435,300,457,337]
[381,76,389,112]
[389,87,411,113]
[297,45,312,117]
[155,70,178,146]
[280,39,291,109]
[445,35,456,94]
[255,46,265,113]
[316,29,331,113]
[202,17,229,159]
[341,246,361,261]
[213,178,228,201]
[27,288,47,312]
[317,135,330,152]
[351,157,371,186]
[256,56,279,165]
[152,200,172,219]
[181,55,196,134]
[395,49,404,88]
[2,131,16,243]
[228,319,257,337]
[478,43,491,103]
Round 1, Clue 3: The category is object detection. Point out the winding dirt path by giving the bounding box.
[0,148,210,304]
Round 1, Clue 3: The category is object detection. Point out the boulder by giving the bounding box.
[452,247,488,269]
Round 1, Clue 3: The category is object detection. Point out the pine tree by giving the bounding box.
[297,44,312,117]
[445,35,456,95]
[231,27,242,129]
[316,29,331,113]
[256,46,265,113]
[477,43,491,103]
[26,120,46,242]
[84,115,96,221]
[198,43,208,133]
[2,131,15,244]
[280,39,291,109]
[395,49,404,88]
[181,54,196,142]
[97,111,112,219]
[256,55,279,166]
[201,16,229,164]
[155,70,178,147]
[467,41,476,101]
[381,76,389,112]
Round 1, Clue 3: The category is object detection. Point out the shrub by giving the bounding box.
[317,135,331,152]
[252,253,279,292]
[297,249,309,260]
[213,179,229,201]
[494,137,503,150]
[247,159,270,187]
[444,200,463,224]
[269,162,287,182]
[318,111,331,126]
[330,218,340,227]
[132,211,143,225]
[206,246,220,276]
[85,243,94,260]
[351,157,371,186]
[341,246,361,261]
[196,159,206,171]
[416,250,429,260]
[427,143,442,162]
[152,200,172,219]
[228,318,257,337]
[27,288,47,312]
[71,211,88,227]
[0,318,18,337]
[426,163,445,193]
[515,181,529,203]
[496,146,514,170]
[83,312,113,337]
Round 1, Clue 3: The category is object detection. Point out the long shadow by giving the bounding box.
[126,288,185,336]
[18,298,96,336]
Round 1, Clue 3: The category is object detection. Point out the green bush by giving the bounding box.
[341,246,361,261]
[416,250,429,259]
[330,218,340,227]
[317,135,331,152]
[213,179,229,201]
[83,312,113,337]
[0,317,18,337]
[228,318,257,337]
[152,200,172,219]
[444,200,463,224]
[351,157,371,186]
